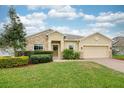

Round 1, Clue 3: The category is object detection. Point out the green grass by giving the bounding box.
[113,55,124,60]
[0,61,124,88]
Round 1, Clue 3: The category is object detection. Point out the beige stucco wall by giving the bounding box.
[80,33,112,58]
[48,32,64,51]
[64,41,79,51]
[81,34,111,46]
[48,32,64,41]
[26,33,48,51]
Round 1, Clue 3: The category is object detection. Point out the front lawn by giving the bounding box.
[113,55,124,60]
[0,61,124,88]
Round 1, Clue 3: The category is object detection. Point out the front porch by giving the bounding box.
[48,40,64,59]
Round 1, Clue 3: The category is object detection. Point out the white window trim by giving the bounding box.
[33,44,44,51]
[69,45,75,50]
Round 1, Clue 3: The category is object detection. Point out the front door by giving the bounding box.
[53,45,58,57]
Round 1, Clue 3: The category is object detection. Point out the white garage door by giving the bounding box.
[83,46,109,58]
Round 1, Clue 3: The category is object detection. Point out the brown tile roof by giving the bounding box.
[64,34,83,40]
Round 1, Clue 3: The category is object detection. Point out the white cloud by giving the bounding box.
[27,5,79,20]
[51,25,112,38]
[96,12,124,23]
[27,6,124,24]
[80,12,124,24]
[27,5,65,10]
[48,6,79,20]
[0,18,10,34]
[27,5,42,10]
[89,22,115,28]
[51,26,81,35]
[51,25,107,36]
[0,22,4,29]
[115,30,124,37]
[19,12,47,35]
[57,5,75,12]
[79,13,95,21]
[81,22,113,37]
[0,22,4,33]
[80,28,109,36]
[79,12,124,37]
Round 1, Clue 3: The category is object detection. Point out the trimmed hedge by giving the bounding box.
[63,49,80,59]
[16,51,53,57]
[0,56,29,68]
[30,54,53,64]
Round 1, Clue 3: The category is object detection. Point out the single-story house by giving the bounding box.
[26,29,112,59]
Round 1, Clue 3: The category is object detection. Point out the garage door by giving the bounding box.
[83,46,109,58]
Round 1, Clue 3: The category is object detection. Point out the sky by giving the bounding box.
[0,5,124,38]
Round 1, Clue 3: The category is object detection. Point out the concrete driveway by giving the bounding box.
[86,58,124,73]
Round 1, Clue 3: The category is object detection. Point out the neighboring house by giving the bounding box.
[113,36,124,55]
[0,48,14,56]
[26,29,112,59]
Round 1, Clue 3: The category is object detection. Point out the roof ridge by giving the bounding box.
[26,29,54,38]
[64,33,82,36]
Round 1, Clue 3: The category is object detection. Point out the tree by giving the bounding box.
[0,6,26,56]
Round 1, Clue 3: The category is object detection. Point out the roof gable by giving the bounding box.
[47,31,63,36]
[26,29,54,38]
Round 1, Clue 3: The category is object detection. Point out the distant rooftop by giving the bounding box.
[113,36,124,46]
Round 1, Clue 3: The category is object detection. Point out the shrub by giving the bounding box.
[0,56,29,68]
[30,54,53,64]
[63,49,80,59]
[74,52,80,59]
[63,49,74,59]
[16,51,53,57]
[32,51,53,55]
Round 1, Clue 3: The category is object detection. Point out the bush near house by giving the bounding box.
[63,49,74,59]
[63,49,80,59]
[30,54,53,64]
[16,51,53,57]
[0,56,29,68]
[73,52,80,59]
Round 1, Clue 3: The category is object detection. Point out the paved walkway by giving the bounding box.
[54,59,124,73]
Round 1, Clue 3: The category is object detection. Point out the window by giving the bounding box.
[34,44,43,50]
[69,45,74,50]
